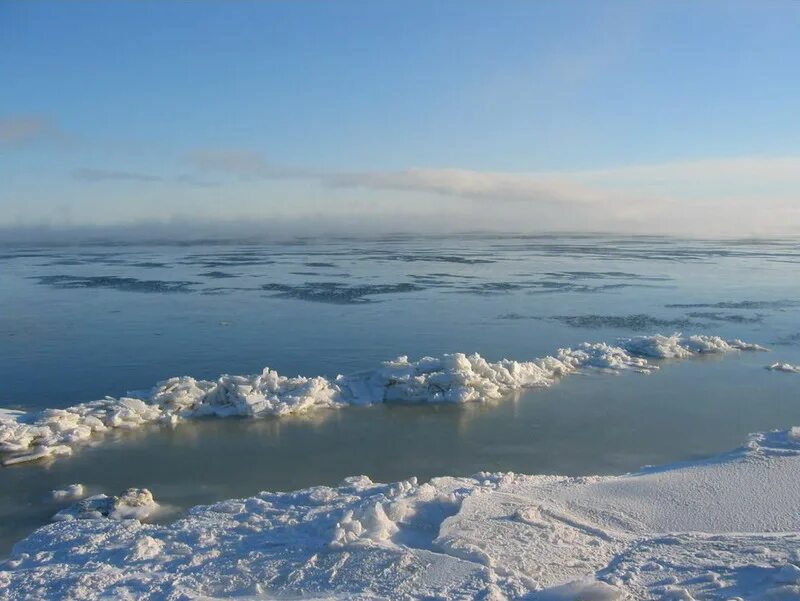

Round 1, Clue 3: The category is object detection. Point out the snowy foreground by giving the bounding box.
[0,334,767,465]
[1,428,800,600]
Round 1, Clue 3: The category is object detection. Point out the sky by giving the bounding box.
[1,0,800,239]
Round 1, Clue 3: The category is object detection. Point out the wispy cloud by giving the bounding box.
[186,149,619,206]
[188,148,800,207]
[0,115,67,148]
[72,167,216,187]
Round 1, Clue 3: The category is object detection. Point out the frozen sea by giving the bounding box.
[1,234,799,557]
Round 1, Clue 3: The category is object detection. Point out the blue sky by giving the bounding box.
[2,1,799,236]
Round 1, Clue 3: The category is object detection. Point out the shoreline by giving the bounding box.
[2,428,799,599]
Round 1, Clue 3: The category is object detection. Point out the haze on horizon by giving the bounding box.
[2,1,800,240]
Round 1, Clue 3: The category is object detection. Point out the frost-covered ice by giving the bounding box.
[0,334,767,466]
[49,484,84,502]
[623,333,766,359]
[51,488,158,522]
[767,362,800,374]
[1,428,799,600]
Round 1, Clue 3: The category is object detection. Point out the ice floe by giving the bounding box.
[767,362,800,374]
[1,427,799,600]
[49,484,84,502]
[51,488,158,522]
[0,334,767,466]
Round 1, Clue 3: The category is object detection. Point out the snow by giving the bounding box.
[1,428,799,600]
[767,362,800,374]
[0,334,768,466]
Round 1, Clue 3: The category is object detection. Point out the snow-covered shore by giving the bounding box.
[1,428,799,600]
[0,334,766,466]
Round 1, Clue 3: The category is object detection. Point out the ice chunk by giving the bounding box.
[52,488,158,522]
[767,362,800,374]
[50,484,85,501]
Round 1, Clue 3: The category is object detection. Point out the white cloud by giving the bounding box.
[186,149,634,207]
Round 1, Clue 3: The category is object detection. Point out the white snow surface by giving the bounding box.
[1,428,799,600]
[0,334,767,466]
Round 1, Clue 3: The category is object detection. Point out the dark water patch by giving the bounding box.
[0,253,52,260]
[553,314,695,331]
[426,272,479,279]
[543,271,671,282]
[198,285,261,295]
[180,251,277,269]
[595,283,635,291]
[530,281,585,291]
[452,280,647,296]
[185,259,277,268]
[40,258,88,266]
[199,271,239,279]
[183,251,267,260]
[42,256,128,266]
[288,271,351,278]
[766,258,800,265]
[35,275,197,293]
[131,262,169,269]
[365,253,496,265]
[472,282,525,292]
[498,313,543,321]
[407,275,462,288]
[60,253,129,265]
[685,312,764,324]
[449,281,528,295]
[666,300,800,310]
[536,281,659,294]
[262,282,423,304]
[304,262,337,268]
[453,280,581,295]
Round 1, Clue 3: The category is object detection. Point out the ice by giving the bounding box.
[50,484,84,502]
[51,488,158,522]
[2,427,799,600]
[621,333,767,359]
[767,362,800,374]
[0,333,768,466]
